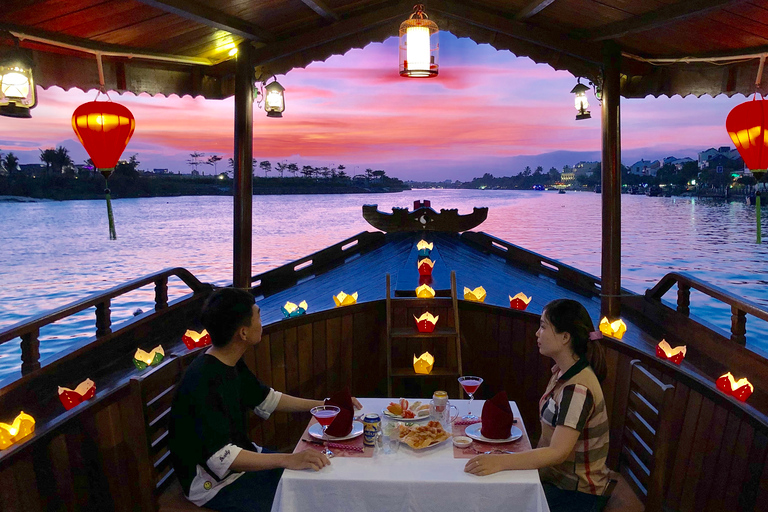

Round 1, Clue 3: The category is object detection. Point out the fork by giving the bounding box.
[468,445,514,455]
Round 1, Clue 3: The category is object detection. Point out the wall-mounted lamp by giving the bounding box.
[571,79,591,120]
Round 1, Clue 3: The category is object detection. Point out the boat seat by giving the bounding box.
[607,359,676,512]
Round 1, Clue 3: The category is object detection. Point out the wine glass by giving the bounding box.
[310,405,340,457]
[458,376,483,420]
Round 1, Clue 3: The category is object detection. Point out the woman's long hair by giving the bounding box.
[543,299,607,382]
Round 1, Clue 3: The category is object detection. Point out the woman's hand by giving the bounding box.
[284,450,330,471]
[464,454,510,476]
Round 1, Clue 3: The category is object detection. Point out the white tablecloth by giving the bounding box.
[271,398,550,512]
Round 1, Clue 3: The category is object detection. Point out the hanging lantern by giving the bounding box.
[72,99,135,240]
[413,351,435,374]
[463,286,486,303]
[726,95,768,242]
[399,4,439,78]
[571,80,591,120]
[264,79,285,118]
[58,379,96,410]
[0,46,36,118]
[0,411,35,450]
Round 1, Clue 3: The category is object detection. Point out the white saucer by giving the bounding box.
[308,420,364,441]
[464,423,523,443]
[382,409,431,422]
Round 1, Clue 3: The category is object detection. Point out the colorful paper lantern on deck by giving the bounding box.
[413,351,435,374]
[414,312,439,333]
[418,258,435,276]
[716,372,754,402]
[464,286,486,302]
[133,345,164,370]
[333,291,357,307]
[417,240,433,258]
[0,411,35,450]
[599,317,626,339]
[282,300,308,318]
[656,340,686,365]
[509,293,532,310]
[58,378,96,410]
[416,284,435,298]
[72,101,136,170]
[182,329,211,349]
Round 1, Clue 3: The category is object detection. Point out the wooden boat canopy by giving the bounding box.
[2,0,767,99]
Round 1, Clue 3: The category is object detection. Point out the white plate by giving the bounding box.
[308,420,364,441]
[382,409,431,422]
[464,423,523,444]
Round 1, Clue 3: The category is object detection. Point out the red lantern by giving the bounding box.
[71,101,135,169]
[726,96,768,176]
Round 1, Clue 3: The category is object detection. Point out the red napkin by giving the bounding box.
[480,391,515,440]
[324,388,354,437]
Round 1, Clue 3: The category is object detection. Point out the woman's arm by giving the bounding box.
[230,448,330,472]
[464,425,581,476]
[274,394,363,413]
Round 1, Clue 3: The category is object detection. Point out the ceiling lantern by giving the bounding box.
[264,79,285,118]
[399,4,439,78]
[72,101,136,169]
[571,80,591,120]
[726,95,768,179]
[0,46,36,118]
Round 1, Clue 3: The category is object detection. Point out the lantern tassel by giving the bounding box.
[101,172,117,240]
[757,193,762,244]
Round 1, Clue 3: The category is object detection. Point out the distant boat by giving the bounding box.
[558,189,566,194]
[646,185,662,197]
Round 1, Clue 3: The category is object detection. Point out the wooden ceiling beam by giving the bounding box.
[301,0,340,22]
[133,0,274,42]
[251,0,412,67]
[514,0,558,20]
[429,0,602,64]
[587,0,749,42]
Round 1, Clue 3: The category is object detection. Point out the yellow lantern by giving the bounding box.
[333,291,358,307]
[599,317,627,339]
[570,80,591,120]
[415,284,435,298]
[0,411,35,450]
[463,286,487,302]
[509,293,532,310]
[413,351,435,374]
[133,345,165,370]
[264,79,285,118]
[0,47,36,118]
[282,300,308,318]
[399,4,439,78]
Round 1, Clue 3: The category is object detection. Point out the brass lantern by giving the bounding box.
[399,4,439,78]
[0,47,36,118]
[571,80,591,120]
[264,79,285,118]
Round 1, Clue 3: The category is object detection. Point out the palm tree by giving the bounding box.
[54,146,74,175]
[259,160,272,177]
[2,152,19,175]
[301,165,314,178]
[40,148,56,175]
[206,154,222,174]
[275,161,288,178]
[287,163,298,178]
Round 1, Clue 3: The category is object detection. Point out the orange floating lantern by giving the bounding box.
[416,284,435,298]
[463,286,486,302]
[716,372,754,402]
[58,378,96,410]
[599,317,626,339]
[182,329,211,350]
[414,312,439,333]
[726,95,768,243]
[655,339,686,365]
[413,351,435,374]
[418,258,435,276]
[0,411,35,450]
[509,293,532,310]
[333,291,358,307]
[72,99,136,240]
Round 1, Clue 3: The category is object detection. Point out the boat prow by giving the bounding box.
[362,202,488,232]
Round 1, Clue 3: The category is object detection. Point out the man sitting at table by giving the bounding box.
[169,287,361,512]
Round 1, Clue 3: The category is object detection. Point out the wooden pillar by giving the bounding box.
[601,42,621,319]
[233,41,254,289]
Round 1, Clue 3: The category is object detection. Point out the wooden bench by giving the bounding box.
[125,353,211,512]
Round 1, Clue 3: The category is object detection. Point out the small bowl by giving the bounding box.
[453,436,472,448]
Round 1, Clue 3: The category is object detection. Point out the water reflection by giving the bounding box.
[1,190,767,376]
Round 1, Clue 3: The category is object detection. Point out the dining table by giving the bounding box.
[270,397,550,512]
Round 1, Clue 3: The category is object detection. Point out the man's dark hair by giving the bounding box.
[200,288,256,347]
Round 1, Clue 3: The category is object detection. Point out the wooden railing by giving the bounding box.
[645,272,768,346]
[250,231,385,296]
[461,231,604,297]
[0,268,211,374]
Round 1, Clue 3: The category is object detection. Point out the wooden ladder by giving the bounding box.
[386,270,463,397]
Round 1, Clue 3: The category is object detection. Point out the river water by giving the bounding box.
[1,189,767,378]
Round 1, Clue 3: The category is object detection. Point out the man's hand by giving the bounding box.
[284,450,330,471]
[464,454,510,476]
[351,397,363,410]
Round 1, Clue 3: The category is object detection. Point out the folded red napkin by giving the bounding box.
[481,391,515,440]
[324,388,354,437]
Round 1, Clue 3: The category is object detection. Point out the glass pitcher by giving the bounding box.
[429,390,459,430]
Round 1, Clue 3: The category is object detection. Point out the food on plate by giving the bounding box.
[386,398,430,419]
[398,421,450,449]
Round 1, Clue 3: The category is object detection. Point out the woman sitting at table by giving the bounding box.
[464,299,609,512]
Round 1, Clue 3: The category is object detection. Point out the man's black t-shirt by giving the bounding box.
[169,353,271,497]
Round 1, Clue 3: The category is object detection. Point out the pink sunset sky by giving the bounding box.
[0,33,748,181]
